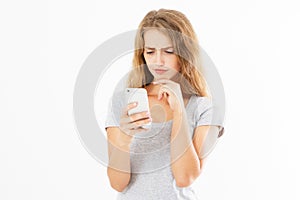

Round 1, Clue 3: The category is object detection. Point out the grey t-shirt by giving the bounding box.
[105,91,224,200]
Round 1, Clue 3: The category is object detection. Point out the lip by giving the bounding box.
[154,69,168,74]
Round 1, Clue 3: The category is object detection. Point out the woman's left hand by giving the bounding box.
[153,79,184,112]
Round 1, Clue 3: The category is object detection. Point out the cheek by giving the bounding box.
[168,58,180,72]
[143,54,151,64]
[176,62,181,72]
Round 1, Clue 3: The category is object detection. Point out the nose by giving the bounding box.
[154,50,164,66]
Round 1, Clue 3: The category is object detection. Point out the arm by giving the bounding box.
[170,109,201,187]
[152,79,201,187]
[106,102,152,192]
[171,113,220,187]
[193,125,220,161]
[106,127,132,192]
[153,79,220,187]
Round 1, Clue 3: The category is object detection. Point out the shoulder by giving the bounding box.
[108,90,126,113]
[189,95,212,110]
[191,95,211,102]
[110,90,125,104]
[111,90,125,99]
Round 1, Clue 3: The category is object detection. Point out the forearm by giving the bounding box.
[107,144,131,192]
[107,129,132,192]
[170,110,201,187]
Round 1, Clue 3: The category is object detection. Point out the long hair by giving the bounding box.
[128,9,210,97]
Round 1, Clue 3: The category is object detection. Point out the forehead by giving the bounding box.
[143,29,173,49]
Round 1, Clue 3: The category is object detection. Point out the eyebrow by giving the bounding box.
[144,46,174,50]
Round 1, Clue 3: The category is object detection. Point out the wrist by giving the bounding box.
[172,98,185,113]
[116,132,132,152]
[172,106,184,115]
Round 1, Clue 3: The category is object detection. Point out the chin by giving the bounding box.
[152,72,177,81]
[153,75,171,80]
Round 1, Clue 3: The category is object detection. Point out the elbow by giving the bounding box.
[175,169,202,188]
[110,182,127,192]
[108,175,129,192]
[107,169,130,192]
[175,176,196,188]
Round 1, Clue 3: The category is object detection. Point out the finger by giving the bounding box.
[158,89,164,100]
[157,85,164,100]
[119,124,131,134]
[164,92,168,99]
[122,102,138,116]
[129,111,151,122]
[128,117,152,129]
[158,86,170,100]
[119,117,129,126]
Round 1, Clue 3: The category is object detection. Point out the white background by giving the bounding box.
[1,0,299,199]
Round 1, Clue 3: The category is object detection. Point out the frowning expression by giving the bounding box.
[143,29,181,80]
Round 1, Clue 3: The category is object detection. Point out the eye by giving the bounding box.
[146,51,154,55]
[165,50,174,54]
[164,48,174,54]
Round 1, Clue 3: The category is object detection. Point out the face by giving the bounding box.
[143,29,181,81]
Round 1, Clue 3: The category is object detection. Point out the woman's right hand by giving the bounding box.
[119,102,152,136]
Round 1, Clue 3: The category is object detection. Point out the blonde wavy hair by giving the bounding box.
[127,9,209,97]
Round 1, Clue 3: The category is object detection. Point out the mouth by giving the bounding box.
[154,69,168,74]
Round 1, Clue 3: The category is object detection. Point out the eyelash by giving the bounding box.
[146,51,174,54]
[165,51,174,54]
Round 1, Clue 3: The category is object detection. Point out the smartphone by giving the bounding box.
[125,88,151,129]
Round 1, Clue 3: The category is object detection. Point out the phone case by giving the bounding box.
[125,88,151,129]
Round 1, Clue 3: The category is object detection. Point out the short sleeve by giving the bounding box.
[104,91,124,129]
[195,97,225,138]
[192,96,225,159]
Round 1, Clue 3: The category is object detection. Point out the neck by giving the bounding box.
[145,83,160,96]
[145,82,190,99]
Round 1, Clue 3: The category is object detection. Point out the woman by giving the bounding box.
[105,9,224,200]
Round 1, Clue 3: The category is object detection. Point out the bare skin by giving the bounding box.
[107,29,220,191]
[145,83,190,123]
